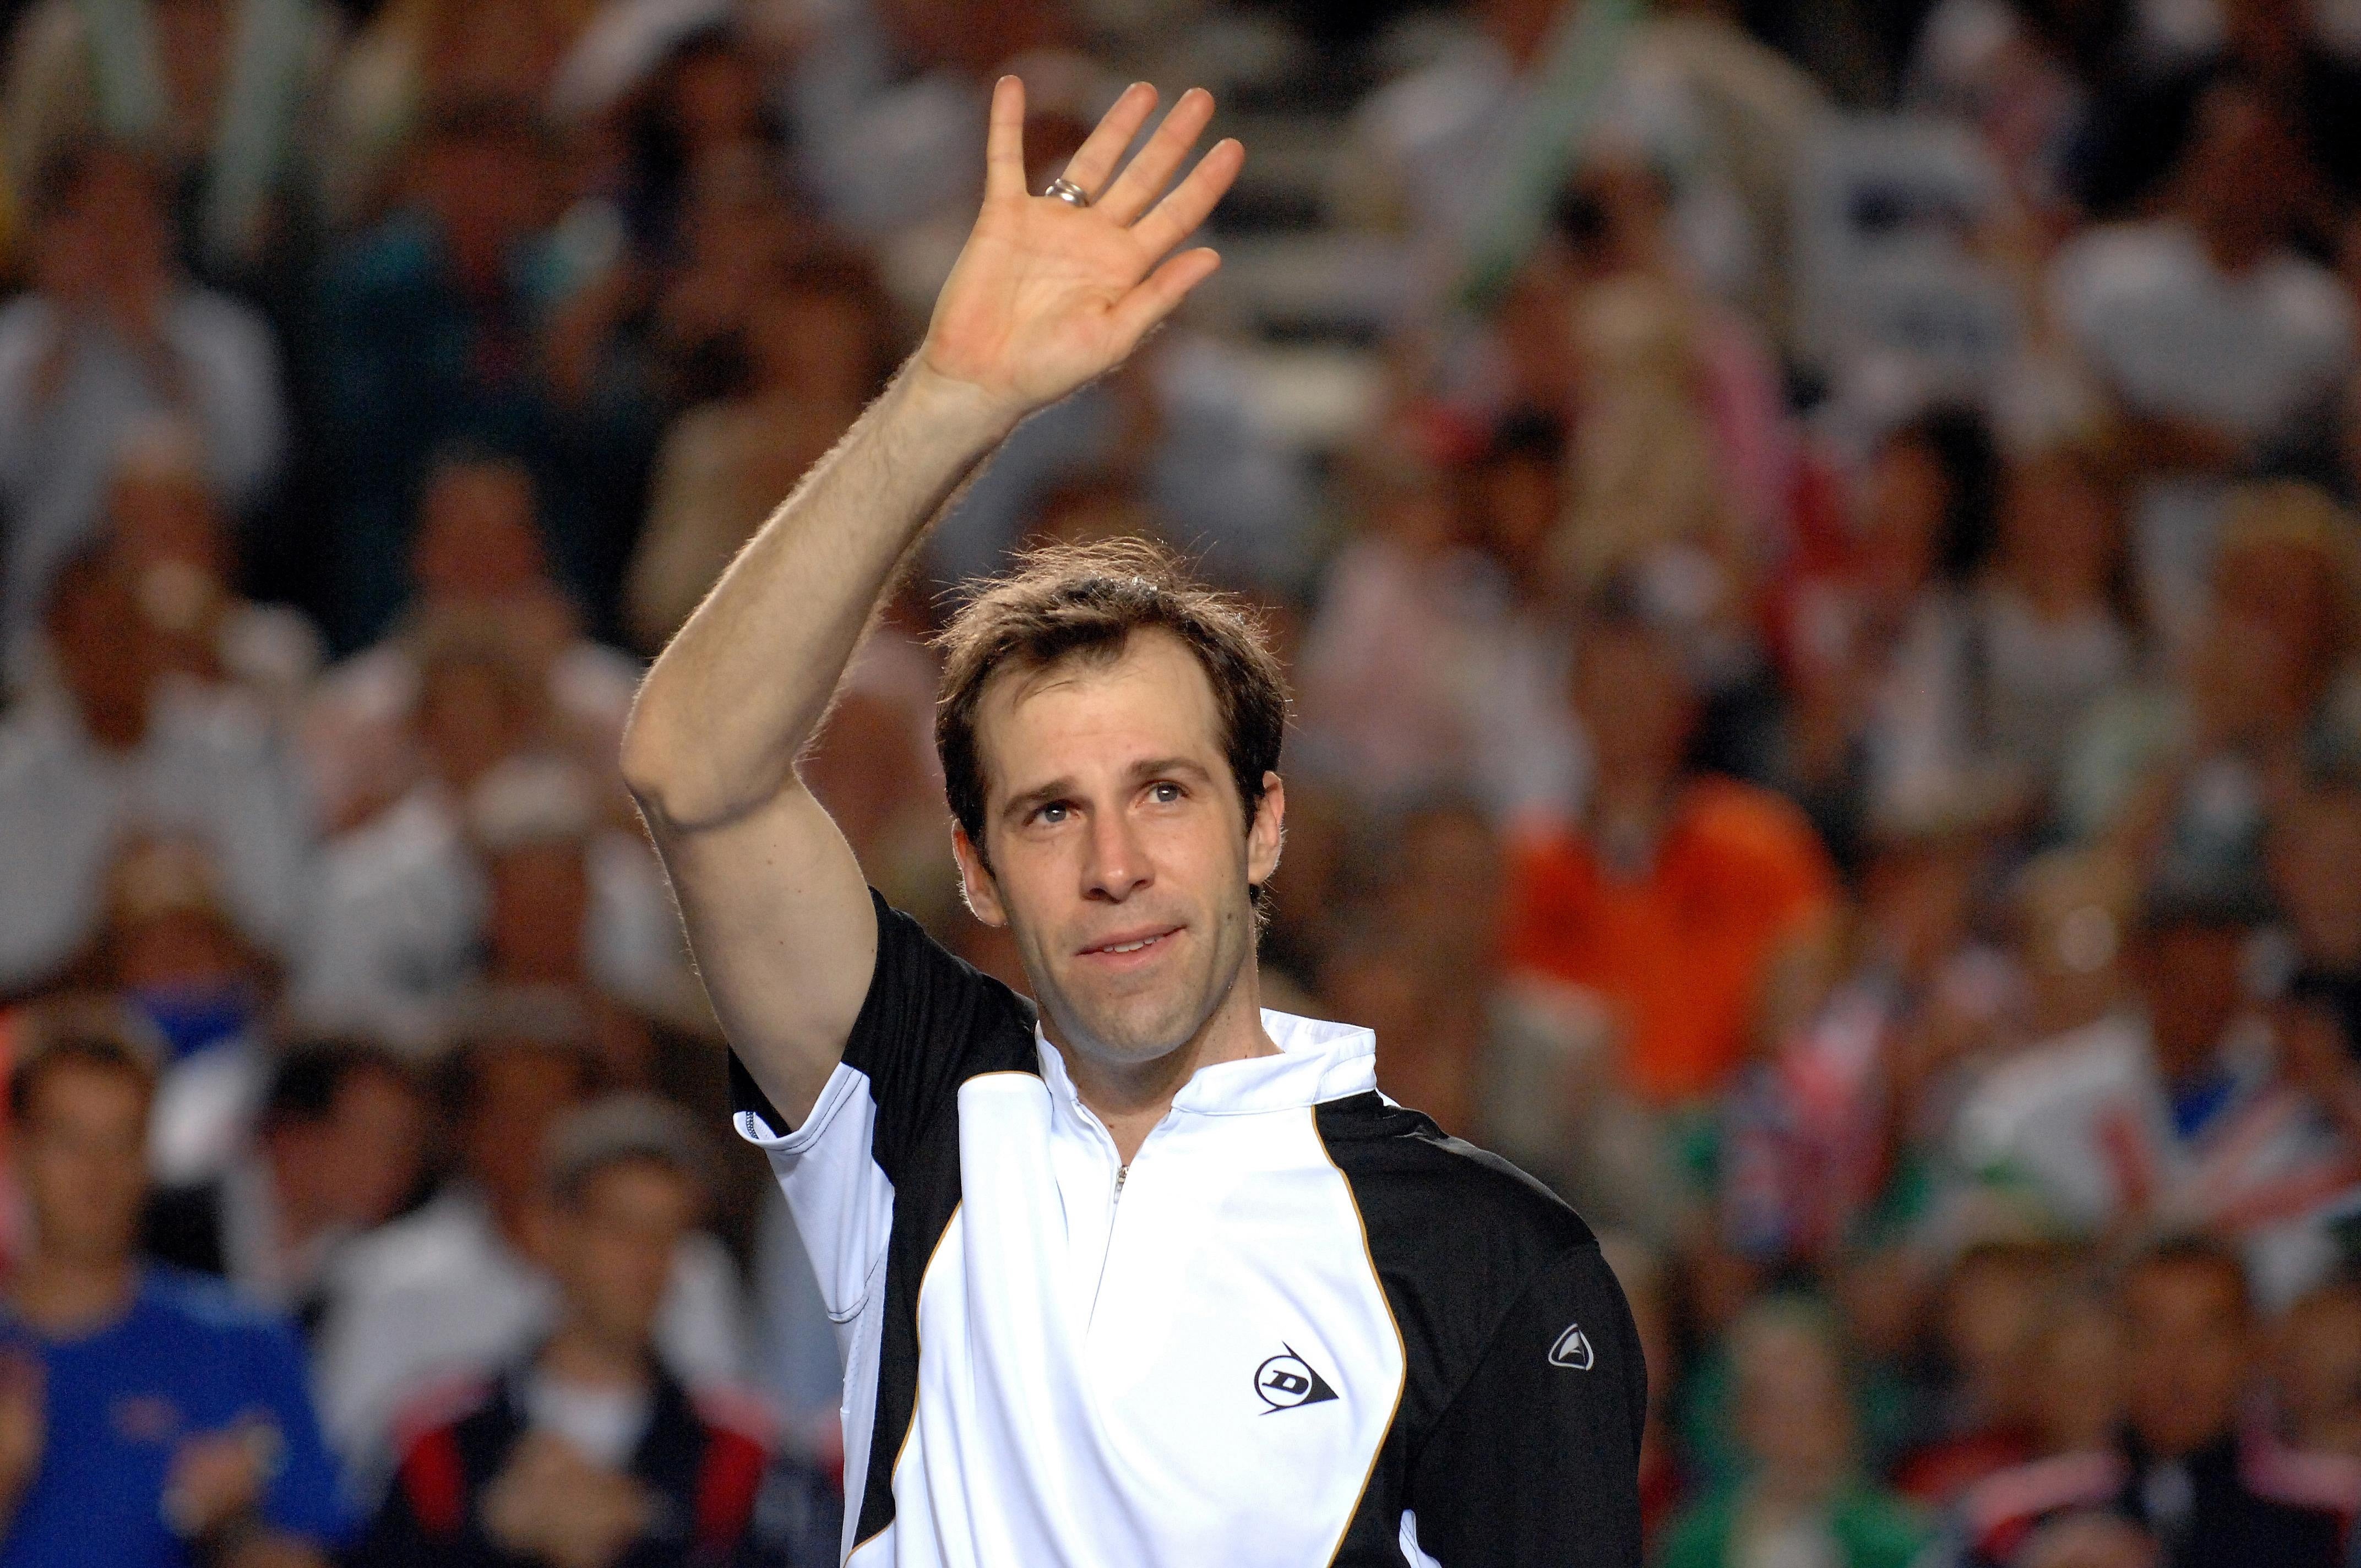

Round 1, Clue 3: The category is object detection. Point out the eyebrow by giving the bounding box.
[998,757,1217,824]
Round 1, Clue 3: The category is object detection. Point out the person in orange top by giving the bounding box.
[1505,595,1838,1106]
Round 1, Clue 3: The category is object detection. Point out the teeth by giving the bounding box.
[1100,935,1161,954]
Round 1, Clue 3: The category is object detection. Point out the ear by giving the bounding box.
[1247,770,1285,889]
[951,823,1009,928]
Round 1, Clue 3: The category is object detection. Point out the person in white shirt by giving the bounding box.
[0,138,285,681]
[623,77,1644,1567]
[2047,78,2355,654]
[0,542,311,992]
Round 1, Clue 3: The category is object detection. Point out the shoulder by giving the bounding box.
[863,890,1039,1048]
[1315,1092,1594,1278]
[1675,777,1836,885]
[139,1266,299,1346]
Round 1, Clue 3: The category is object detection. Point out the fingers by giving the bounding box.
[1107,246,1222,355]
[1127,137,1244,260]
[1057,80,1159,199]
[984,75,1027,202]
[1094,87,1217,227]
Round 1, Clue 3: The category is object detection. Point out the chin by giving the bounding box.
[1050,985,1212,1068]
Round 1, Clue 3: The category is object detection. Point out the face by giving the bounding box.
[464,1047,592,1212]
[271,1066,426,1231]
[16,1060,150,1267]
[543,1160,697,1351]
[1734,1324,1853,1499]
[414,465,544,602]
[954,631,1282,1077]
[2123,1259,2252,1457]
[2001,456,2118,604]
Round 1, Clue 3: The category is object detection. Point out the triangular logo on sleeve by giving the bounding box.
[1255,1346,1340,1411]
[1548,1323,1595,1370]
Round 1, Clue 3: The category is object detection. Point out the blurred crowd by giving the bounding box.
[6,0,2361,1563]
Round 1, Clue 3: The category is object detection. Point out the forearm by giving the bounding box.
[623,363,1016,827]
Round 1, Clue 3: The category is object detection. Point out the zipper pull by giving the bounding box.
[1114,1164,1129,1202]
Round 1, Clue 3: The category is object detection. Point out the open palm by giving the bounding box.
[921,78,1244,417]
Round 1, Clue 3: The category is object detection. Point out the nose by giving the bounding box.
[1081,807,1151,903]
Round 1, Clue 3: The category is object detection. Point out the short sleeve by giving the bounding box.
[1405,1243,1647,1568]
[730,891,1033,1322]
[730,890,1033,1179]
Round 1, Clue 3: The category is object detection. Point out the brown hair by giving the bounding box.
[934,539,1288,870]
[8,998,158,1123]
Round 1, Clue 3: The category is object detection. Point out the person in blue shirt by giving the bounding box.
[0,1004,350,1567]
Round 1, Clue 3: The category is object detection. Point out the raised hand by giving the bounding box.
[918,77,1243,423]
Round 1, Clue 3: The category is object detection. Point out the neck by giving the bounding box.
[12,1249,137,1335]
[539,1319,653,1393]
[1586,767,1682,867]
[1053,961,1277,1164]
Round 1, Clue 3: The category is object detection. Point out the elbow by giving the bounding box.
[618,688,688,820]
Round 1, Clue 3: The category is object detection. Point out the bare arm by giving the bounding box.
[621,77,1243,1125]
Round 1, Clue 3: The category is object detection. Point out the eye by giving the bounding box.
[1035,801,1071,825]
[1148,781,1184,804]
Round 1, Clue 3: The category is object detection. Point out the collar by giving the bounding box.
[1033,1009,1377,1119]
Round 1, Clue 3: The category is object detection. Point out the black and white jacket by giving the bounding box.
[731,893,1645,1566]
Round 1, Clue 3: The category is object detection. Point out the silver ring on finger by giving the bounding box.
[1043,175,1094,208]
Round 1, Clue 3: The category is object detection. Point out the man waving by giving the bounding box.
[622,77,1644,1567]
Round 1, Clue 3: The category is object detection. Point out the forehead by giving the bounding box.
[972,629,1225,796]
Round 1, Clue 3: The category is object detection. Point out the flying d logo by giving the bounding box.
[1548,1323,1595,1370]
[1255,1346,1340,1411]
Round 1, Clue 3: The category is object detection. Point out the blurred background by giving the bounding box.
[6,0,2361,1562]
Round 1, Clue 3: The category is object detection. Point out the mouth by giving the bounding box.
[1077,925,1183,961]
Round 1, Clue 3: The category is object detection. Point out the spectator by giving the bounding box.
[1660,1297,1928,1568]
[1945,1287,2136,1567]
[1975,442,2139,807]
[312,96,629,648]
[144,1039,427,1337]
[301,450,639,836]
[608,25,793,270]
[102,418,324,717]
[352,1096,824,1566]
[1892,1242,2057,1505]
[1966,1240,2354,1565]
[1783,408,2008,862]
[1504,589,1838,1108]
[2064,482,2358,917]
[625,248,899,652]
[0,543,311,995]
[312,1023,747,1494]
[0,137,286,679]
[2049,82,2354,653]
[0,1002,347,1567]
[0,0,335,281]
[90,837,278,1189]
